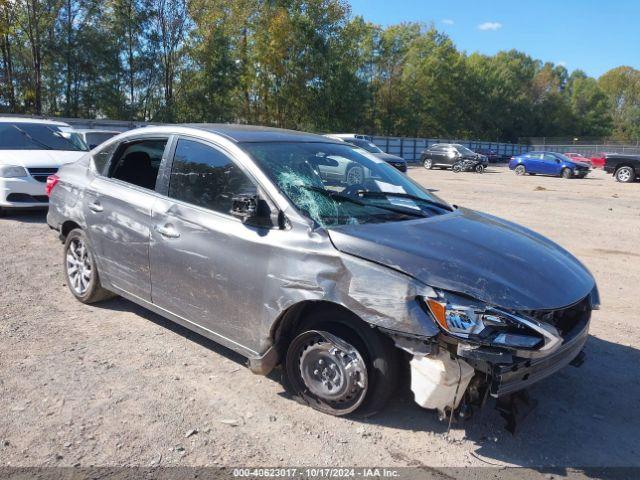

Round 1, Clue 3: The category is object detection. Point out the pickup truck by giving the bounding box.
[604,154,640,183]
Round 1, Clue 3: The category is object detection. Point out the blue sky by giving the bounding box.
[348,0,639,78]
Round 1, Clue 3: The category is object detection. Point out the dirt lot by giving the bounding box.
[1,166,639,472]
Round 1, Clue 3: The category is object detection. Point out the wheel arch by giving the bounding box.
[614,162,636,173]
[270,300,373,357]
[61,220,82,240]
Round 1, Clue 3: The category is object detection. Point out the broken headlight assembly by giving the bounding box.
[421,291,562,353]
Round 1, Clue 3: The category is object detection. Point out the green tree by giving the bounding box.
[599,66,640,140]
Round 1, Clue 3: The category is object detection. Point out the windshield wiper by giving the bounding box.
[301,185,427,218]
[355,190,452,211]
[301,185,367,206]
[11,125,52,150]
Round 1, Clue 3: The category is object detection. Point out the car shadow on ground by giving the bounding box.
[0,209,48,223]
[95,297,640,469]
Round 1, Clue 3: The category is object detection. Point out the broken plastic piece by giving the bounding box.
[410,351,474,416]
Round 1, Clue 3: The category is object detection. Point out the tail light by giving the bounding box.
[45,174,60,197]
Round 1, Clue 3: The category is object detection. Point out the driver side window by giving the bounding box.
[167,139,256,215]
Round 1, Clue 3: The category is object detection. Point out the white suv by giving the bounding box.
[0,118,89,215]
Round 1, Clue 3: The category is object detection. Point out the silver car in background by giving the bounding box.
[47,124,599,423]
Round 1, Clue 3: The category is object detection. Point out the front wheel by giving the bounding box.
[514,165,526,176]
[561,168,572,179]
[345,164,365,186]
[615,166,635,183]
[422,158,433,170]
[452,163,462,173]
[283,312,398,417]
[64,229,115,304]
[475,164,485,174]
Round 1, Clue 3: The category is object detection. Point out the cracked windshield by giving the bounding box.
[243,142,452,227]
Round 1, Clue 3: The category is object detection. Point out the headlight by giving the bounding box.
[424,296,487,336]
[0,165,28,178]
[422,291,560,352]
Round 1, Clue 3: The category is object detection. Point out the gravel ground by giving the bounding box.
[1,166,639,473]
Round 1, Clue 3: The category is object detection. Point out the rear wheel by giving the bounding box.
[283,311,398,417]
[561,168,572,179]
[64,229,115,304]
[615,166,635,183]
[514,165,526,176]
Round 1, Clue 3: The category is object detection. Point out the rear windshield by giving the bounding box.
[348,139,383,153]
[85,132,118,148]
[0,123,89,151]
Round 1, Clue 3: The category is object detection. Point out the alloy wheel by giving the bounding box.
[66,237,93,295]
[346,166,364,185]
[616,167,633,183]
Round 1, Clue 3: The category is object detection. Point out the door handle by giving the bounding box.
[88,201,103,213]
[155,224,180,239]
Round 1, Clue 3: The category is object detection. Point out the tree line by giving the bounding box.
[1,0,639,142]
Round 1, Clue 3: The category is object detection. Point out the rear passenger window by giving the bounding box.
[168,139,256,215]
[108,138,168,190]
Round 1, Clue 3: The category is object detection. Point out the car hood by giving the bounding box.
[375,152,406,163]
[0,150,86,167]
[572,161,590,168]
[327,208,595,311]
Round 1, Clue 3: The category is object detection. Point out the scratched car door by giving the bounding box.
[149,137,277,352]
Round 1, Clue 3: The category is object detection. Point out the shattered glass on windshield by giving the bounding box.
[242,142,451,227]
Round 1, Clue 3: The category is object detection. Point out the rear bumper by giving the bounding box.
[0,177,49,208]
[490,318,589,397]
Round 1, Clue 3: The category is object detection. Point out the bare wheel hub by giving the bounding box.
[299,337,367,403]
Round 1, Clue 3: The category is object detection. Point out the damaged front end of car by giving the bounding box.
[383,286,600,432]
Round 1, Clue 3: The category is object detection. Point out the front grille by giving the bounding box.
[522,296,591,336]
[27,167,58,183]
[6,193,49,203]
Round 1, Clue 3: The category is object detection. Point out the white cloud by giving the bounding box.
[442,19,454,25]
[477,22,502,31]
[557,60,567,67]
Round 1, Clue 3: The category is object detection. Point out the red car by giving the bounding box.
[589,153,608,169]
[565,152,593,166]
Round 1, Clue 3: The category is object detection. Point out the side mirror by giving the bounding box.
[231,193,272,227]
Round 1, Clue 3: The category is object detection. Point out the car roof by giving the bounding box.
[179,124,336,144]
[0,117,71,127]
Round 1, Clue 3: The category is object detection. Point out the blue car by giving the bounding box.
[509,152,591,179]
